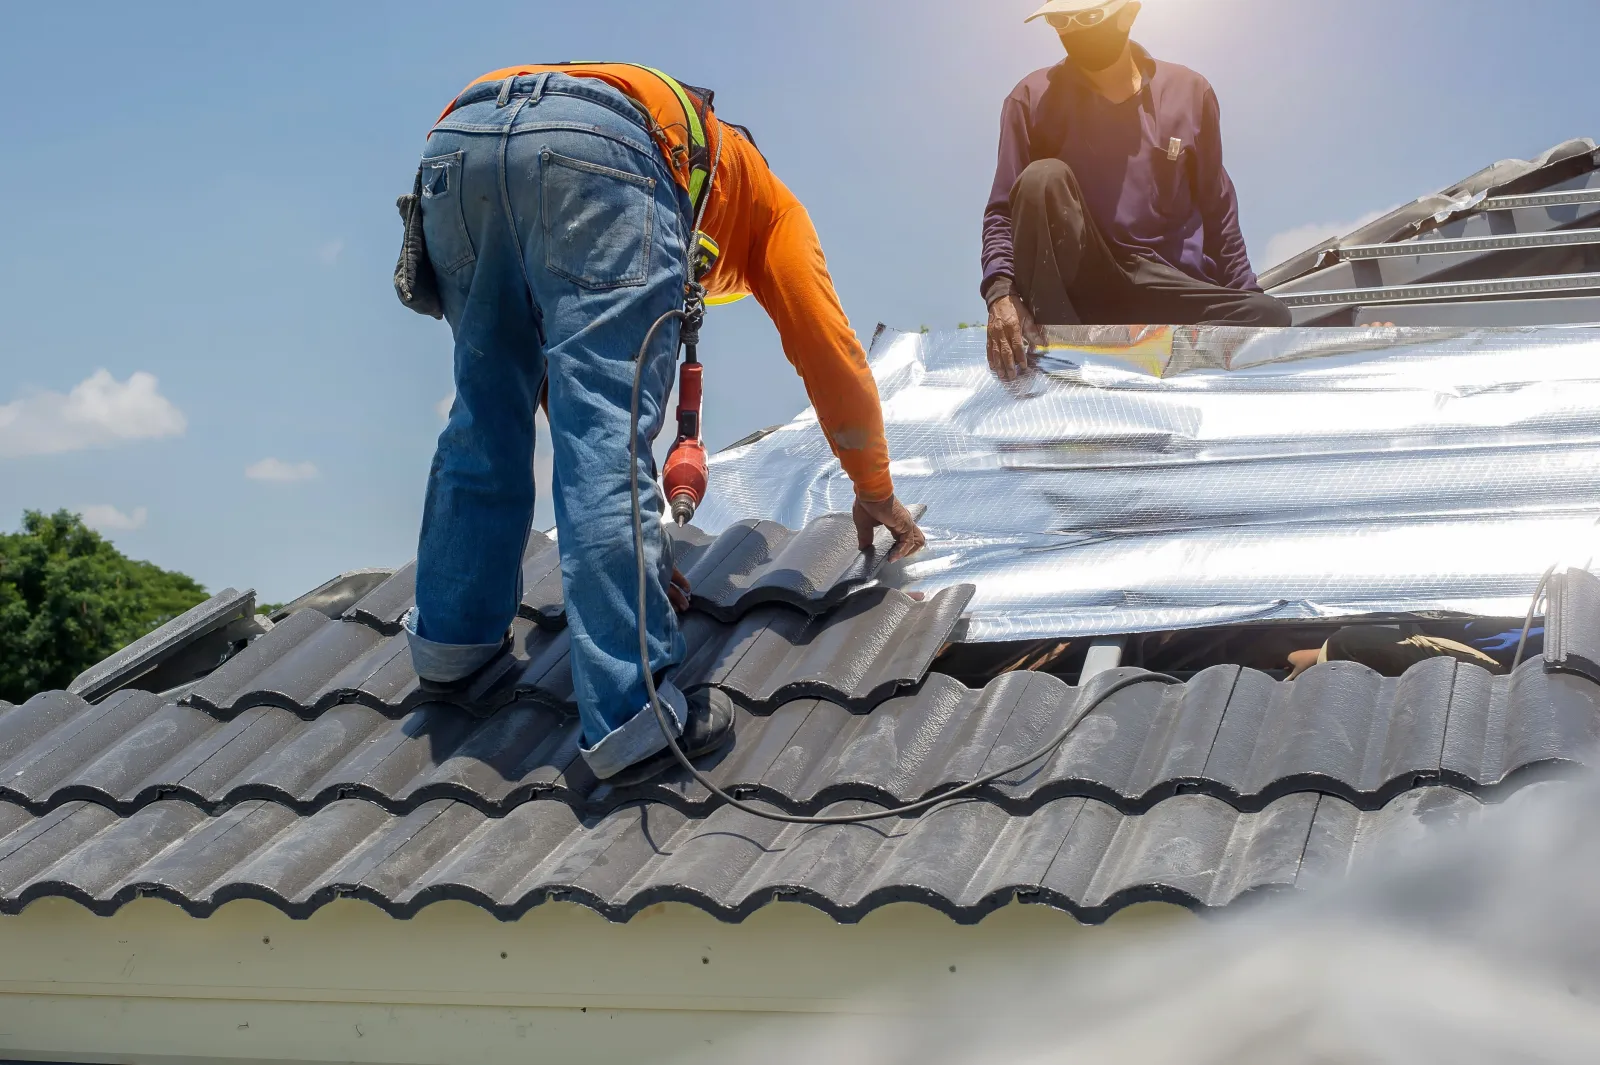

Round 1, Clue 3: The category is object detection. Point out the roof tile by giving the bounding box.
[1,658,1589,820]
[0,787,1535,924]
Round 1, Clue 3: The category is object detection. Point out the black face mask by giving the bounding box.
[1062,21,1131,72]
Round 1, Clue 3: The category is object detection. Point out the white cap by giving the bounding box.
[1025,0,1129,25]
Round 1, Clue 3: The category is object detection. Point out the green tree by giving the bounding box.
[0,510,208,703]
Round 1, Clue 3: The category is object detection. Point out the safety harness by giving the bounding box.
[633,64,716,213]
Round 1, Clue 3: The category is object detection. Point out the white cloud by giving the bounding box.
[246,457,320,483]
[0,370,186,458]
[317,239,345,266]
[1261,207,1401,273]
[80,504,148,533]
[437,392,454,420]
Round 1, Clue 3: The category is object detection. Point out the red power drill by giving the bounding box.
[663,348,706,526]
[662,234,719,526]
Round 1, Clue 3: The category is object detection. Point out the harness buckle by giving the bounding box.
[690,232,721,283]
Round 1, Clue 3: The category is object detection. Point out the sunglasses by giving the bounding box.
[1046,6,1116,31]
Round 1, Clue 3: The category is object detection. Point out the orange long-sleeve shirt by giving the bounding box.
[444,67,894,501]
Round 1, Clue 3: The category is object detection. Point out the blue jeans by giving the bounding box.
[405,73,690,779]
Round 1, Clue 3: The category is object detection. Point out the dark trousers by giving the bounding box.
[1323,625,1505,676]
[1010,159,1292,327]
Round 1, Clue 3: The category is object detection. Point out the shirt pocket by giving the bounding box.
[420,151,476,275]
[541,149,655,290]
[1143,136,1198,230]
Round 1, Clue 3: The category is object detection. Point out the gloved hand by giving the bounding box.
[986,293,1043,381]
[853,493,927,563]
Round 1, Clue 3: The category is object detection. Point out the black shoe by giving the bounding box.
[416,633,515,700]
[605,687,736,788]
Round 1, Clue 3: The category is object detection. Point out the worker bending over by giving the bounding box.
[403,66,924,786]
[983,0,1290,379]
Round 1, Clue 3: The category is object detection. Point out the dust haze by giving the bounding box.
[700,776,1600,1065]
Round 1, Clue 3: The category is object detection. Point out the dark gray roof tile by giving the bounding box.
[1545,568,1600,683]
[3,657,1590,820]
[671,585,974,710]
[344,531,568,637]
[68,588,257,701]
[340,515,907,638]
[178,585,972,719]
[7,508,1588,926]
[1440,664,1600,788]
[341,561,417,634]
[183,608,387,715]
[1202,658,1458,800]
[1297,784,1497,885]
[669,514,907,620]
[0,787,1529,924]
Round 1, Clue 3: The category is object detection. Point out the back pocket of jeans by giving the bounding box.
[541,150,654,290]
[420,151,475,274]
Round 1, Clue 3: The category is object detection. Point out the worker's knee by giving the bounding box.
[1011,158,1080,205]
[1241,292,1293,327]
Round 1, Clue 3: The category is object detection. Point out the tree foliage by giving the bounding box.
[0,510,209,703]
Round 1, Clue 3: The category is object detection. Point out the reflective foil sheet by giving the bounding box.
[694,325,1600,642]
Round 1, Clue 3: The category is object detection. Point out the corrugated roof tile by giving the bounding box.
[2,511,1587,924]
[0,787,1536,924]
[180,584,971,719]
[1,658,1590,820]
[341,515,910,637]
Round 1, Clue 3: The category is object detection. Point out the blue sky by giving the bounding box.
[2,0,1597,602]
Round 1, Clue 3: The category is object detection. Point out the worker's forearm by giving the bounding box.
[981,208,1018,302]
[791,318,894,500]
[818,397,894,502]
[790,348,894,500]
[981,94,1031,301]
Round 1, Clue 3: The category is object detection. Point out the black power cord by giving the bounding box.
[626,306,1180,825]
[618,104,1177,824]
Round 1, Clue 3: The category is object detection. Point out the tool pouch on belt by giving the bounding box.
[393,169,444,319]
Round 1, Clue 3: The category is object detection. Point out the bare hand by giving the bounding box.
[986,294,1042,381]
[668,568,691,614]
[1286,648,1320,680]
[853,493,927,564]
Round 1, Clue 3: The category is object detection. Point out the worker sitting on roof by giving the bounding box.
[402,65,925,786]
[983,0,1291,379]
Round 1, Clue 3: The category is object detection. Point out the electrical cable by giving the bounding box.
[626,304,1180,825]
[1512,563,1557,673]
[1511,516,1600,672]
[616,100,1180,825]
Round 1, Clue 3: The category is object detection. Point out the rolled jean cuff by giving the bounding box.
[581,679,689,780]
[403,607,506,683]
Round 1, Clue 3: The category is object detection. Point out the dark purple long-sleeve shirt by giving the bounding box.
[982,45,1261,301]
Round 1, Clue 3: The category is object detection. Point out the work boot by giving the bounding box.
[415,633,515,700]
[606,686,737,788]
